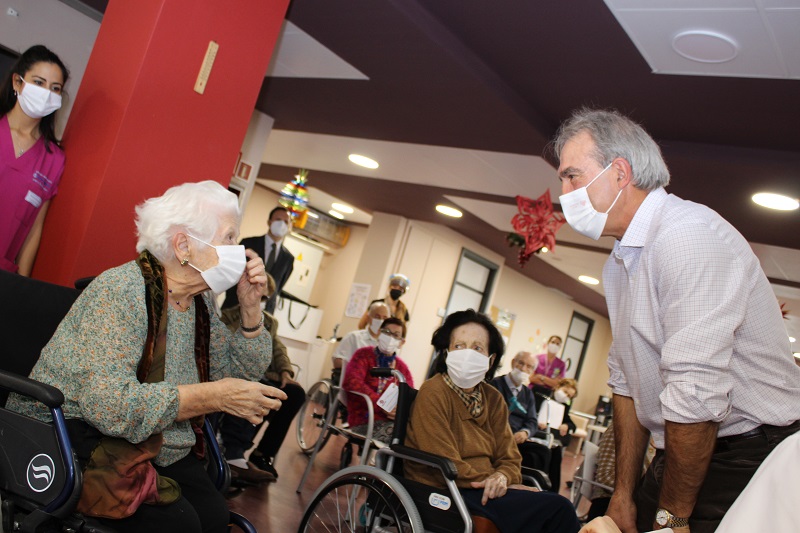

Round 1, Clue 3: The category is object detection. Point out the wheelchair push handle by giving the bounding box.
[369,367,406,383]
[0,369,64,408]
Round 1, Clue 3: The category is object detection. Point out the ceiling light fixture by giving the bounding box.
[307,211,319,219]
[671,30,739,64]
[435,205,462,218]
[578,275,600,285]
[790,336,796,343]
[348,154,379,169]
[752,192,799,211]
[331,202,354,214]
[540,247,549,254]
[328,210,345,219]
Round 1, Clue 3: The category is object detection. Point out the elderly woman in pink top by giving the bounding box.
[0,45,68,275]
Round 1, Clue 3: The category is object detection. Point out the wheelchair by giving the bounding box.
[295,369,393,492]
[297,368,554,533]
[0,270,256,532]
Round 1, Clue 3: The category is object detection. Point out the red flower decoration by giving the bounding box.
[509,190,566,267]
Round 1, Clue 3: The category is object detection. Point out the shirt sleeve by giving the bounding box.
[653,222,749,424]
[333,333,356,361]
[208,293,272,382]
[606,344,630,397]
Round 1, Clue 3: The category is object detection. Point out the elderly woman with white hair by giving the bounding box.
[8,181,286,533]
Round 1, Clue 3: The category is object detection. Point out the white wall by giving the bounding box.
[492,267,612,414]
[0,0,100,135]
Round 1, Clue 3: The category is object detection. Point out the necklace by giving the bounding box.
[168,289,190,312]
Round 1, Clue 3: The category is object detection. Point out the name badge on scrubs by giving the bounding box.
[25,190,43,209]
[32,171,54,192]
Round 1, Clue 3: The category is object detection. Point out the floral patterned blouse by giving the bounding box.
[7,260,272,466]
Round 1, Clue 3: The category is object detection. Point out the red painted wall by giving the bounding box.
[33,0,289,285]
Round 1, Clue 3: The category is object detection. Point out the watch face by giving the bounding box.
[655,509,669,526]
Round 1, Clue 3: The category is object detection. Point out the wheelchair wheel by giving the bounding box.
[296,380,333,454]
[299,466,424,532]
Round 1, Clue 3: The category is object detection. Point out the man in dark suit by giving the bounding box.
[223,206,294,314]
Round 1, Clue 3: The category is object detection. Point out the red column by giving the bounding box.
[33,0,289,285]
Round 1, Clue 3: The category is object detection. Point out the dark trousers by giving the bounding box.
[94,453,229,533]
[219,379,305,460]
[518,441,563,492]
[460,487,580,533]
[635,421,800,533]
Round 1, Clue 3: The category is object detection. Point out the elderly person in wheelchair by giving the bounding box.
[7,181,286,533]
[404,309,580,533]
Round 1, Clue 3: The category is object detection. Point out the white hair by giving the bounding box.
[553,108,670,191]
[135,181,241,262]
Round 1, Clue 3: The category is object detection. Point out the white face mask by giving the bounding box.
[554,389,571,404]
[559,162,621,240]
[377,333,401,355]
[446,349,490,389]
[547,342,561,355]
[17,77,62,119]
[270,220,289,239]
[187,235,246,294]
[509,367,530,386]
[369,317,383,335]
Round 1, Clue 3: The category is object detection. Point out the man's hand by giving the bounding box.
[513,430,528,444]
[280,370,298,389]
[470,472,508,505]
[579,516,622,533]
[559,423,569,436]
[605,493,638,533]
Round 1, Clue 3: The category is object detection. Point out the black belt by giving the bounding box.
[716,426,764,445]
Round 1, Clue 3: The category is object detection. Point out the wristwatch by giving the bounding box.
[655,508,689,528]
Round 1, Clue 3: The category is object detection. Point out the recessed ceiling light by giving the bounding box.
[331,202,354,214]
[790,336,796,343]
[794,352,800,360]
[671,30,739,64]
[328,210,344,220]
[540,247,549,254]
[435,205,462,218]
[578,275,599,285]
[348,154,379,169]
[752,192,799,211]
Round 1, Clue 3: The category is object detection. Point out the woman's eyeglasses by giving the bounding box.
[380,328,404,340]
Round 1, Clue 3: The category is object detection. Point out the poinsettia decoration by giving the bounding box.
[507,189,566,267]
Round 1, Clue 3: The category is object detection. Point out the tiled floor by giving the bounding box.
[225,419,589,532]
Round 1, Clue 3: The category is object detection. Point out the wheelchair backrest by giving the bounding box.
[0,270,81,406]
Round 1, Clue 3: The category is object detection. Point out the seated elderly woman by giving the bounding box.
[343,317,414,443]
[404,309,580,533]
[8,181,286,533]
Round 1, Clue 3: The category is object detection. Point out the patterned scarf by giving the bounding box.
[136,250,209,457]
[443,372,484,418]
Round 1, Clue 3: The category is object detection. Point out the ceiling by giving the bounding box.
[76,0,800,348]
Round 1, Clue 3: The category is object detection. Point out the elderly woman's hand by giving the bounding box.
[237,250,268,330]
[470,471,508,505]
[215,378,287,424]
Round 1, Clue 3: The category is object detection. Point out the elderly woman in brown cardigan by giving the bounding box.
[404,309,579,533]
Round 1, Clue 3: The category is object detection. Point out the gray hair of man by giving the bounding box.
[552,108,670,191]
[135,180,242,262]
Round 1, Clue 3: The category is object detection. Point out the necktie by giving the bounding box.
[266,243,277,272]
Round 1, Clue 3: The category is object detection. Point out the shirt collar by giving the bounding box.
[265,234,282,249]
[503,374,522,395]
[618,187,668,249]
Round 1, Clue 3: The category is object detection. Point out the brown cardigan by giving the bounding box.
[404,373,522,489]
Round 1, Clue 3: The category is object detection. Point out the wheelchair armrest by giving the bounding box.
[0,369,64,408]
[389,443,458,480]
[521,466,551,491]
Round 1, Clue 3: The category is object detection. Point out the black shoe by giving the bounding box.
[250,452,278,480]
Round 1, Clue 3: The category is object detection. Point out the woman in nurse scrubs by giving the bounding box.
[0,45,69,275]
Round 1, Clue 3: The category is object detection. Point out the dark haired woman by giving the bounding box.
[404,309,579,533]
[0,44,69,275]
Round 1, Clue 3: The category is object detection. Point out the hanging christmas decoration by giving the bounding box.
[279,169,310,228]
[506,189,566,267]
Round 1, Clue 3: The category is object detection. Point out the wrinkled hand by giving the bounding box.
[605,493,638,533]
[236,250,268,310]
[508,483,539,492]
[579,516,622,533]
[470,472,507,505]
[559,423,568,436]
[513,431,528,444]
[216,378,287,424]
[381,406,397,420]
